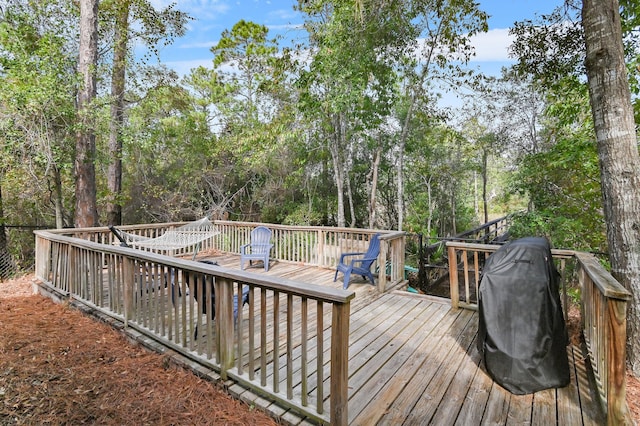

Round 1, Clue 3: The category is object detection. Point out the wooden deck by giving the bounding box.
[34,224,633,424]
[170,253,604,425]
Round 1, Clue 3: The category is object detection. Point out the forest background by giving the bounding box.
[2,0,623,268]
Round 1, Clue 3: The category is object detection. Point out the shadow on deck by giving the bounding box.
[164,253,603,425]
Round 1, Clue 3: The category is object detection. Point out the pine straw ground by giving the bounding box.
[0,275,278,426]
[1,275,639,425]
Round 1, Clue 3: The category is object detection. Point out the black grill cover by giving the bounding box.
[477,237,570,394]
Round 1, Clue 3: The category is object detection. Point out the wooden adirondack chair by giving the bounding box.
[240,226,273,271]
[334,234,381,289]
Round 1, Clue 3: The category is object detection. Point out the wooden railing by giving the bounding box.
[34,229,356,425]
[211,221,406,291]
[60,220,407,292]
[446,241,632,425]
[447,214,511,244]
[416,215,512,289]
[574,252,632,425]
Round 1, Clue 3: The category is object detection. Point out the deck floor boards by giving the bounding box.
[104,253,605,425]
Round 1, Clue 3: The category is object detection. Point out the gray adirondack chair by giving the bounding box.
[240,226,273,271]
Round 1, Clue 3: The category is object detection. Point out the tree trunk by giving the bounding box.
[482,150,489,224]
[53,166,65,229]
[583,0,640,375]
[368,145,381,229]
[473,171,479,218]
[346,172,356,228]
[329,113,346,228]
[106,1,129,226]
[395,30,438,233]
[322,154,329,225]
[0,182,7,251]
[451,185,457,235]
[397,137,404,231]
[74,0,99,228]
[425,175,433,236]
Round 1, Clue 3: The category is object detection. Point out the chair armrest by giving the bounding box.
[350,256,377,266]
[251,243,273,252]
[338,251,365,263]
[241,243,273,254]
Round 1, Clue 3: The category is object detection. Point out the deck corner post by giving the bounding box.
[378,238,388,292]
[34,234,49,281]
[330,301,350,425]
[447,244,460,309]
[399,233,406,283]
[606,297,630,425]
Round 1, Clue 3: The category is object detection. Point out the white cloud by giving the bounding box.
[177,40,219,49]
[266,23,303,31]
[165,59,213,76]
[267,8,299,21]
[469,28,515,62]
[150,0,231,21]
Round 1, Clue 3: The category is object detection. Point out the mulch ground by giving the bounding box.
[0,275,278,426]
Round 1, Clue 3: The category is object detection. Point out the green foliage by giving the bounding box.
[281,205,324,226]
[566,284,581,306]
[4,0,621,276]
[507,8,615,254]
[122,70,219,222]
[404,120,479,236]
[511,0,640,122]
[619,0,640,120]
[0,1,78,232]
[509,134,606,252]
[510,2,584,87]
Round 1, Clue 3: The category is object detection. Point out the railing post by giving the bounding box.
[377,238,388,292]
[447,244,460,309]
[69,245,77,295]
[397,234,406,283]
[318,229,325,267]
[607,297,629,425]
[123,256,135,327]
[34,235,49,281]
[216,276,235,380]
[330,301,350,426]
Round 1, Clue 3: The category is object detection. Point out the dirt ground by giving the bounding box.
[1,274,639,424]
[0,274,278,425]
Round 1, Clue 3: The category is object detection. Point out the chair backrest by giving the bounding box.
[364,234,381,261]
[251,226,272,253]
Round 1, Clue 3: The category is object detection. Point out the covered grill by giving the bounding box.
[477,237,570,395]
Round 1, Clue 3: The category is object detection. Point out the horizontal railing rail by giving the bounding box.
[414,215,512,289]
[53,220,407,292]
[446,241,632,425]
[51,221,215,258]
[34,229,355,425]
[444,242,574,310]
[446,214,511,244]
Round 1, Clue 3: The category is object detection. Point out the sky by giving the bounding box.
[148,0,566,101]
[150,0,564,75]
